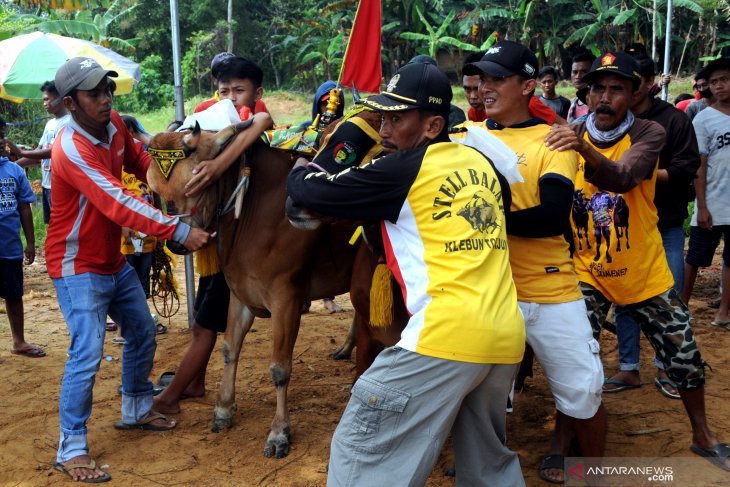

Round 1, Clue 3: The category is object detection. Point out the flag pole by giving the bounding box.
[661,0,673,101]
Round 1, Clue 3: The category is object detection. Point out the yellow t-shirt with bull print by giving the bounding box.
[572,124,674,305]
[287,135,525,364]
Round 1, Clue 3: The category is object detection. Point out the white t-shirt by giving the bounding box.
[691,107,730,226]
[38,114,71,189]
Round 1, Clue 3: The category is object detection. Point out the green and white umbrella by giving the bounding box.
[0,31,140,102]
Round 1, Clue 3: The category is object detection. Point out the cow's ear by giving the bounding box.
[182,121,201,151]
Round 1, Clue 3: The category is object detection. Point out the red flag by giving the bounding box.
[340,0,382,93]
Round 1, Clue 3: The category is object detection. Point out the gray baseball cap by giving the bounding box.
[54,57,118,104]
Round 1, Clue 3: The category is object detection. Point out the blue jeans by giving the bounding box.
[53,263,157,462]
[615,225,685,371]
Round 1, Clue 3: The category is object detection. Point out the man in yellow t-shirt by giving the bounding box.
[546,52,730,474]
[288,62,526,486]
[462,41,605,484]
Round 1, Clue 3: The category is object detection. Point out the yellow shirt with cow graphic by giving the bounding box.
[287,136,525,364]
[572,126,673,305]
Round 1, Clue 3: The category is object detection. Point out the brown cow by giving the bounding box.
[147,122,362,458]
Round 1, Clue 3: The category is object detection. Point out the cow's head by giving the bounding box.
[147,122,248,252]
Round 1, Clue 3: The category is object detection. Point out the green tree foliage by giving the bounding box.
[114,54,173,112]
[14,0,140,54]
[2,0,730,99]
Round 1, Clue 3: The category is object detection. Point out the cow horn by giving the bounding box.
[182,121,201,151]
[352,83,362,104]
[214,122,244,149]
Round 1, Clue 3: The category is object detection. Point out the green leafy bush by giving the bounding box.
[116,55,174,113]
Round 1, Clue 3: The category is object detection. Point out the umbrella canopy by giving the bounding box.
[0,31,140,102]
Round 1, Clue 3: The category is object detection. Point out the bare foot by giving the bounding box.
[56,455,110,482]
[602,370,640,392]
[153,394,181,415]
[181,385,205,399]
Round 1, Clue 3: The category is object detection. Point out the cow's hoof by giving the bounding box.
[211,417,232,433]
[263,430,291,458]
[332,345,353,360]
[211,406,234,433]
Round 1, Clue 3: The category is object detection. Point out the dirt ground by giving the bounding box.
[1,252,729,487]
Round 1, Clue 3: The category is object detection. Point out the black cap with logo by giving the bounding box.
[54,57,118,104]
[362,63,452,116]
[463,41,538,79]
[581,52,641,85]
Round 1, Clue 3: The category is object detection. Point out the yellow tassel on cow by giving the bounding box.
[195,243,220,277]
[369,262,393,327]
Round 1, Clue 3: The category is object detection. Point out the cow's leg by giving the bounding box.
[354,312,384,377]
[264,300,302,458]
[333,316,357,360]
[212,295,254,432]
[615,224,622,251]
[625,226,630,249]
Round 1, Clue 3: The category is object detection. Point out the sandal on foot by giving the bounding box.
[111,337,125,345]
[113,412,176,431]
[602,377,640,393]
[690,443,730,472]
[10,346,46,358]
[53,459,111,483]
[538,454,565,484]
[117,384,165,396]
[158,371,175,387]
[709,320,730,330]
[654,377,681,399]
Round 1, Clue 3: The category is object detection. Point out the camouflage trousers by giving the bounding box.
[580,283,705,391]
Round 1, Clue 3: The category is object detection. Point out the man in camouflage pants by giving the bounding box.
[546,51,730,472]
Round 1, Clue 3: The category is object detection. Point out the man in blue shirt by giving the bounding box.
[0,116,44,358]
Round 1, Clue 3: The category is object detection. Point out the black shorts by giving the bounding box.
[0,258,24,300]
[42,187,51,225]
[686,225,730,268]
[193,272,230,333]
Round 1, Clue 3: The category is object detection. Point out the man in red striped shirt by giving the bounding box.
[47,57,211,483]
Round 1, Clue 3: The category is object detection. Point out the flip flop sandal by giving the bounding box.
[654,377,681,399]
[538,454,565,484]
[10,347,46,358]
[602,377,640,393]
[709,320,730,330]
[53,459,111,483]
[111,337,126,345]
[158,371,176,388]
[117,384,165,396]
[113,412,176,431]
[690,443,730,472]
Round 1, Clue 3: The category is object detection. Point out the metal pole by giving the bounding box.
[170,0,196,327]
[661,0,673,101]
